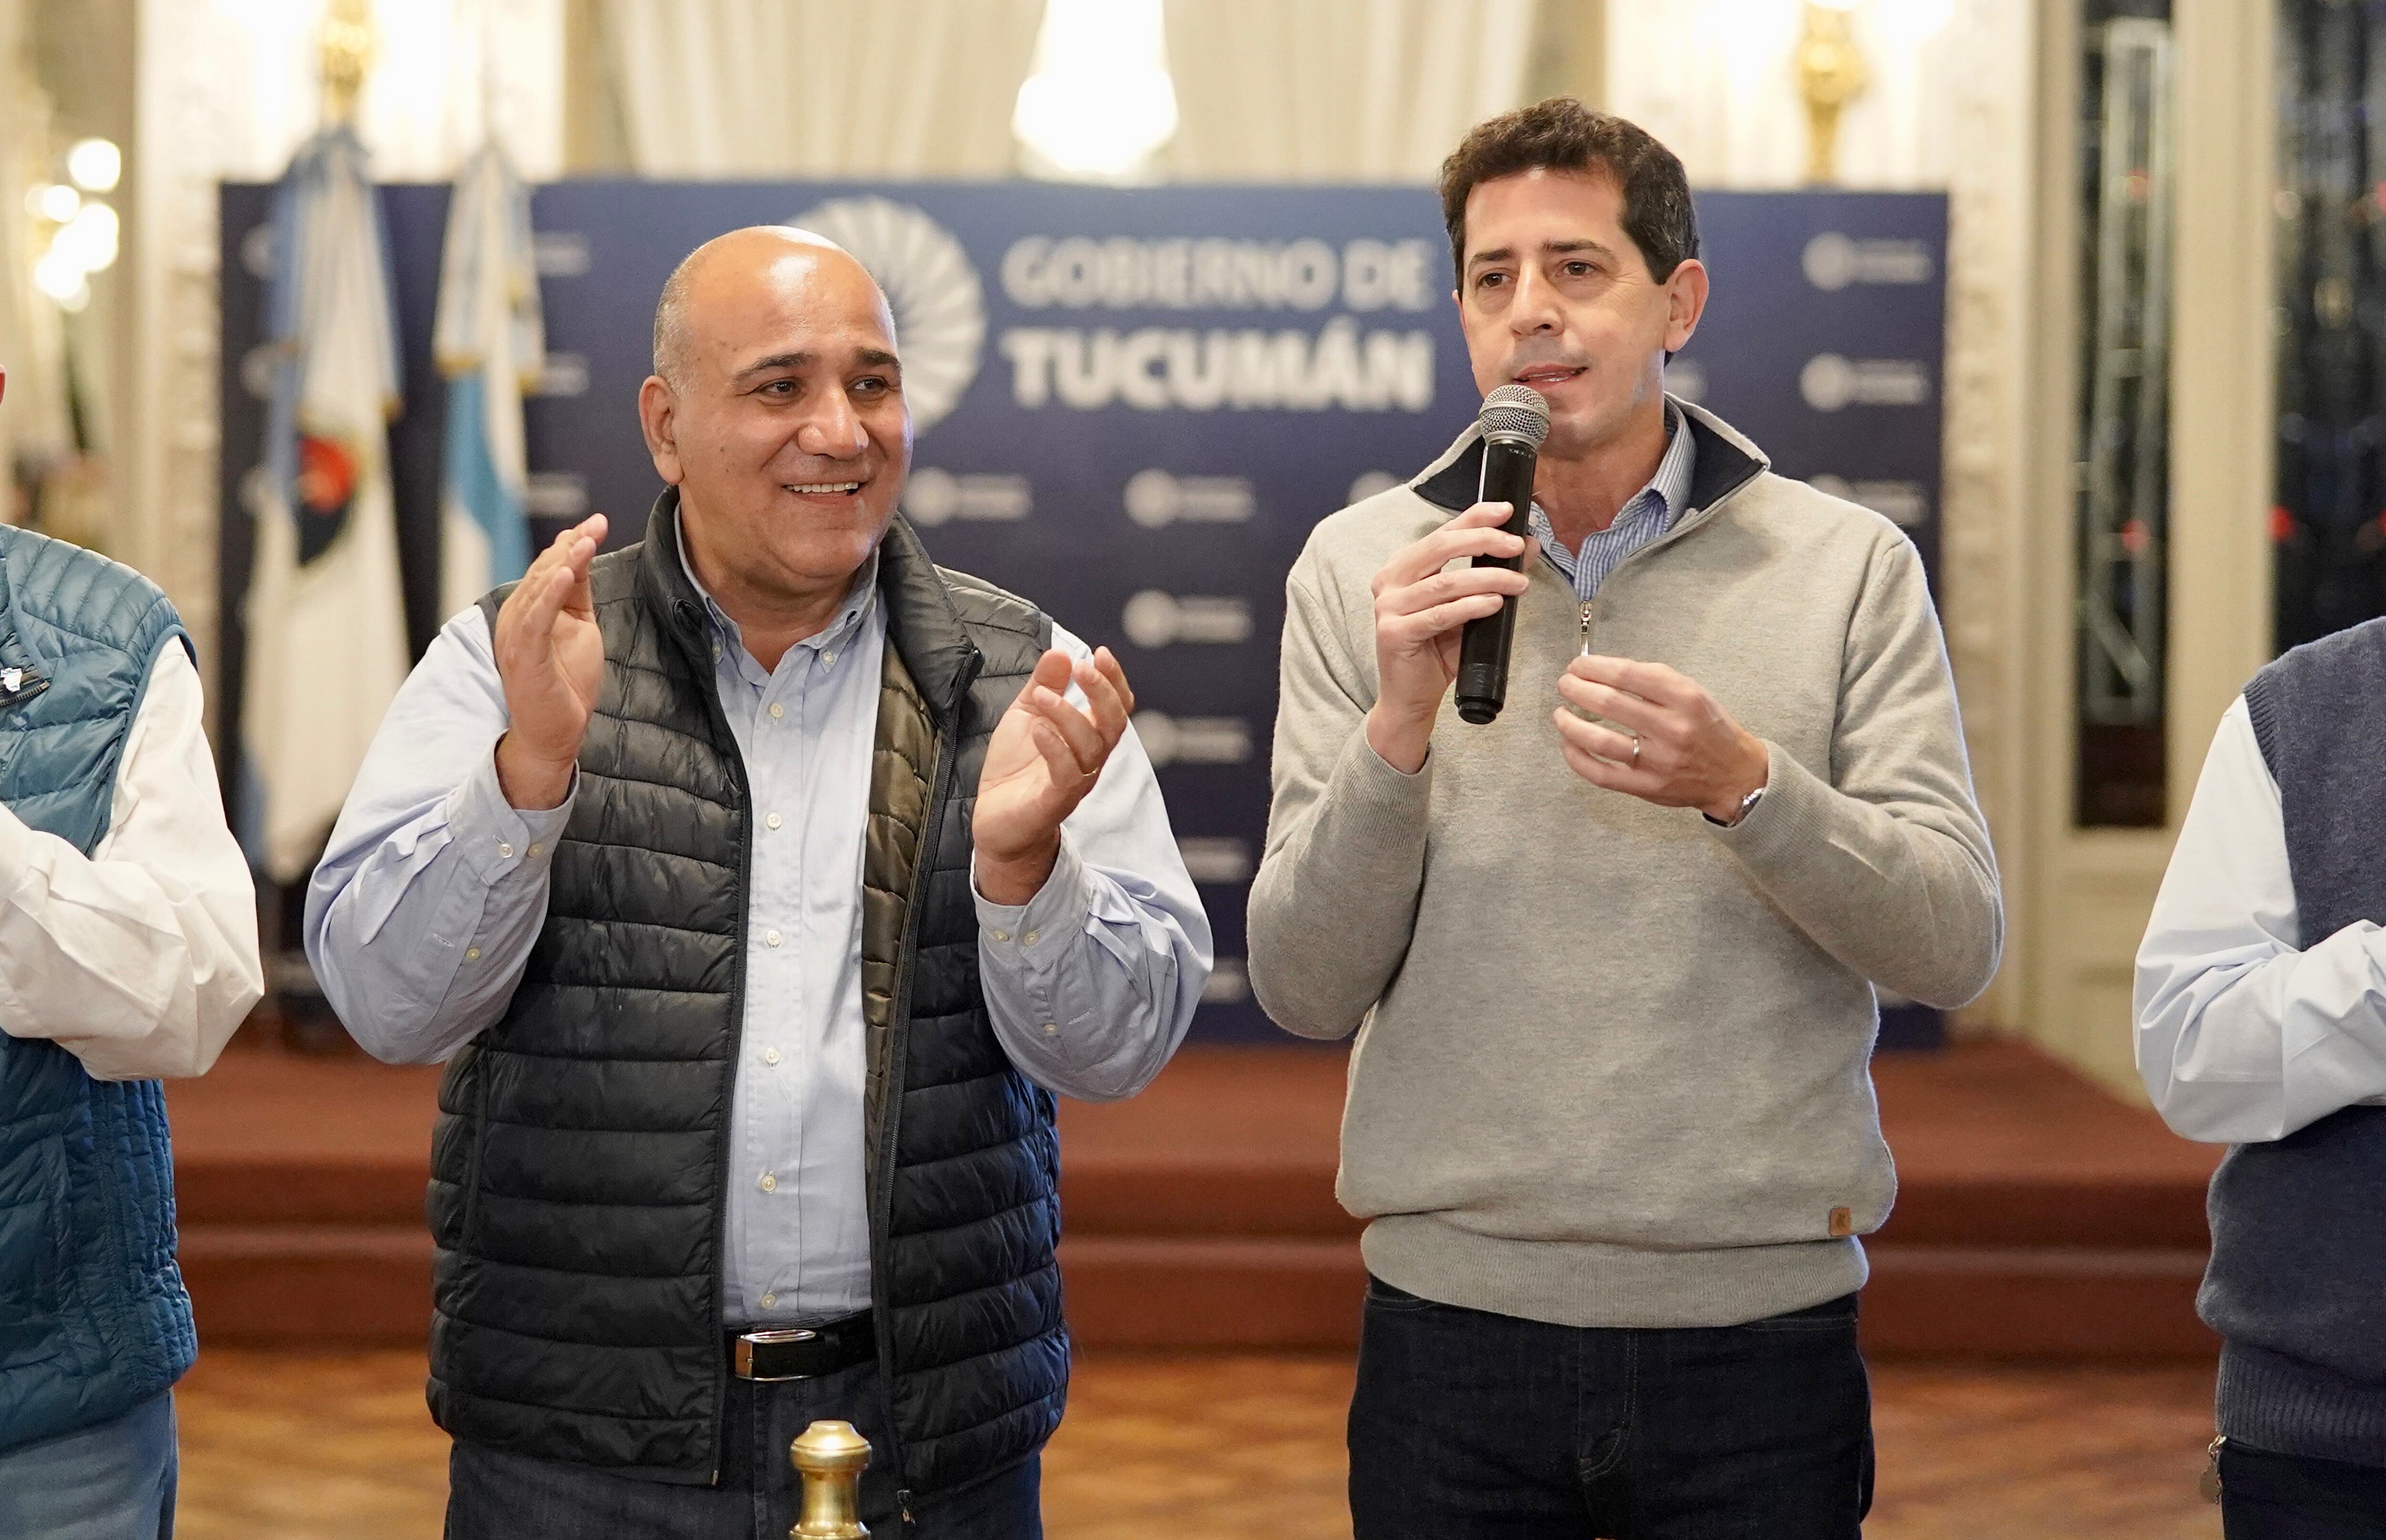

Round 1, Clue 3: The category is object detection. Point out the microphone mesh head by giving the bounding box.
[1479,383,1551,447]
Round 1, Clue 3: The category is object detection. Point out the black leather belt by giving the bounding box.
[727,1311,876,1382]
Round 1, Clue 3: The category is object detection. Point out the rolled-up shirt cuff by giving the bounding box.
[973,832,1094,968]
[449,747,576,884]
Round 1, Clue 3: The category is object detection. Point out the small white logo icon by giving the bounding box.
[1132,711,1254,768]
[1799,354,1932,413]
[1801,233,1935,291]
[1122,592,1254,649]
[1124,469,1257,529]
[903,468,1032,527]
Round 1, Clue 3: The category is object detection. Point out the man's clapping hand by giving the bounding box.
[973,647,1137,905]
[492,515,608,811]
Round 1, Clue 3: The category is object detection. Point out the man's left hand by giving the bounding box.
[974,647,1136,904]
[1552,655,1770,824]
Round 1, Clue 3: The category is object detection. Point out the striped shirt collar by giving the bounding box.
[1528,401,1697,601]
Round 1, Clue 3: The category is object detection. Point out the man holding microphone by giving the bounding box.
[1248,100,2002,1536]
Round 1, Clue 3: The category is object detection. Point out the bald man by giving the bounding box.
[307,228,1211,1539]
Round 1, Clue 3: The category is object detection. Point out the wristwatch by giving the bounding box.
[1704,783,1766,829]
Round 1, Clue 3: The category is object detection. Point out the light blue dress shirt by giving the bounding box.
[306,520,1211,1325]
[1529,401,1697,604]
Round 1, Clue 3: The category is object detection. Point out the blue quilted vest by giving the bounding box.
[0,526,195,1450]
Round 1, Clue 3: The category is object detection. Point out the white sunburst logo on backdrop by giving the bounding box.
[788,197,986,434]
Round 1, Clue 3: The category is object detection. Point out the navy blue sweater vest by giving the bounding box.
[2210,616,2386,1466]
[0,527,194,1450]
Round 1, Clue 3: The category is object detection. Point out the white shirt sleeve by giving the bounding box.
[2135,694,2386,1143]
[0,644,264,1080]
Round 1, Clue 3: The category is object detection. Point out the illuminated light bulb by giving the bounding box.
[1013,0,1178,179]
[66,139,121,194]
[36,183,80,224]
[56,204,119,273]
[34,247,86,302]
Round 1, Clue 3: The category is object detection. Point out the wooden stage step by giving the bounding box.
[164,1039,2221,1359]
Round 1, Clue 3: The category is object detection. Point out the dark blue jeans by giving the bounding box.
[1349,1277,1872,1539]
[444,1358,1040,1539]
[2220,1441,2386,1538]
[0,1390,176,1540]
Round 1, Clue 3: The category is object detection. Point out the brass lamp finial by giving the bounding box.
[320,0,374,127]
[1796,3,1869,186]
[789,1420,872,1539]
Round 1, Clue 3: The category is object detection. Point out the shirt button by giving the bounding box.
[764,1047,781,1065]
[465,947,481,961]
[1023,929,1040,947]
[528,843,542,857]
[1042,1022,1059,1037]
[769,702,785,720]
[761,1292,777,1309]
[765,813,783,831]
[498,842,513,858]
[765,929,783,947]
[990,929,1010,943]
[823,652,837,666]
[759,1172,777,1193]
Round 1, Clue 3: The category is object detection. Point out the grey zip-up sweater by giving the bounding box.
[1247,402,2002,1329]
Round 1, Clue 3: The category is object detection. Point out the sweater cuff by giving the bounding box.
[1706,739,1832,877]
[1331,723,1435,852]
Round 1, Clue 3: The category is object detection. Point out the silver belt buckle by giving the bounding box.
[734,1326,820,1382]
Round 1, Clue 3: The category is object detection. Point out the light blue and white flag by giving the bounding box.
[242,125,409,884]
[433,141,542,622]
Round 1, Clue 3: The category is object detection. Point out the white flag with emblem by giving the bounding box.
[241,125,409,884]
[434,140,541,622]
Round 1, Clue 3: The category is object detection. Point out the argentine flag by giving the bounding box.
[434,142,542,623]
[241,125,409,884]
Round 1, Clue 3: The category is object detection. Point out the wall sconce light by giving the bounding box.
[1797,0,1869,185]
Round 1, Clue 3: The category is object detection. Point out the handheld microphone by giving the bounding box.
[1454,384,1551,725]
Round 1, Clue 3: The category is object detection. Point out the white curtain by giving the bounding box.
[1161,0,1539,182]
[597,0,1045,178]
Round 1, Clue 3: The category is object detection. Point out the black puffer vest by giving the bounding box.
[428,493,1066,1502]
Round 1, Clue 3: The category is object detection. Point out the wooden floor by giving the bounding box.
[171,1349,2221,1538]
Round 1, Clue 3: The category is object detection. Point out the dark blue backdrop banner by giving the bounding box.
[218,181,1948,1046]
